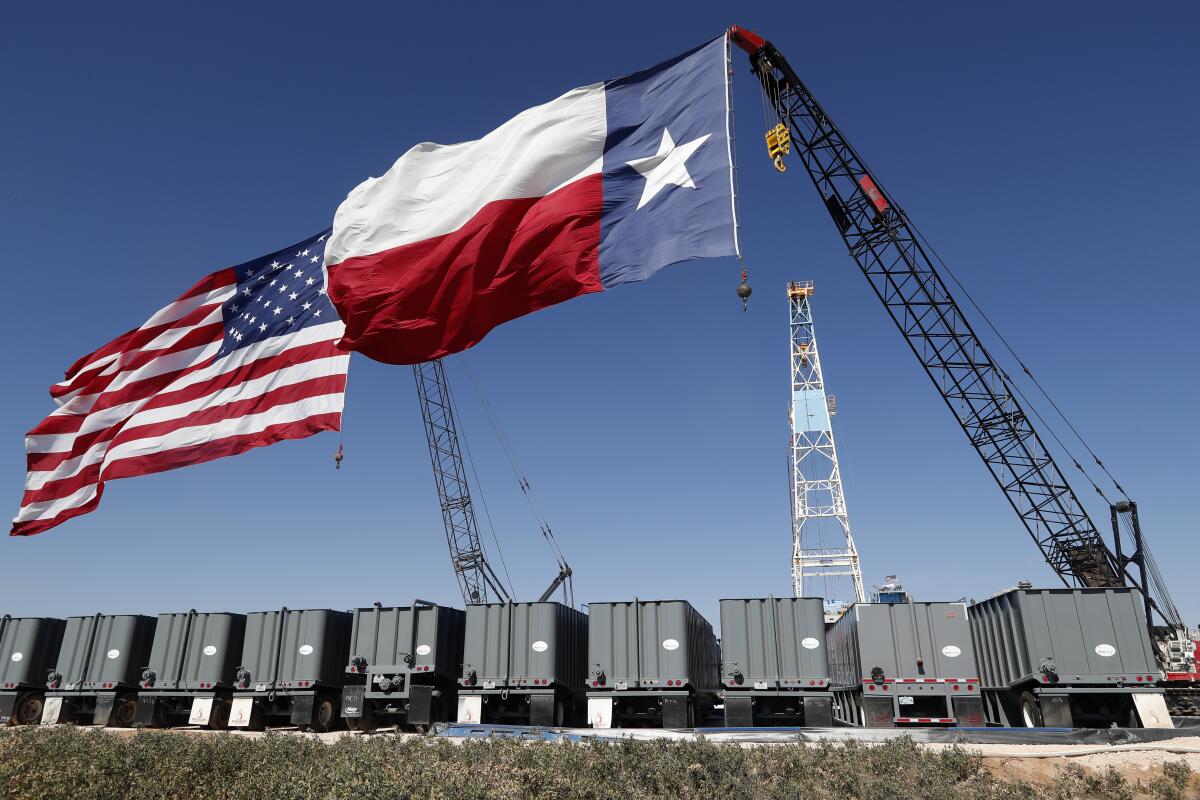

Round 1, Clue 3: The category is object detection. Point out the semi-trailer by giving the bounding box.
[0,616,66,726]
[43,614,157,727]
[969,587,1172,728]
[228,608,351,731]
[585,599,720,729]
[719,597,833,727]
[341,601,465,731]
[133,611,246,729]
[457,601,587,726]
[826,602,983,728]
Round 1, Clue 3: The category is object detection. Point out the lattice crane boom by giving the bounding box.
[413,359,511,605]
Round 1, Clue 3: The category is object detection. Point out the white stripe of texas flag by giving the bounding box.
[325,83,607,267]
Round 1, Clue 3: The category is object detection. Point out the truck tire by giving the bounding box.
[1019,692,1043,728]
[311,696,336,733]
[14,693,44,726]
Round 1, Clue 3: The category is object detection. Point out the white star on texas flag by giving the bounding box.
[626,128,712,210]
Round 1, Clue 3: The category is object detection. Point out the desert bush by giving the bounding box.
[0,727,1183,800]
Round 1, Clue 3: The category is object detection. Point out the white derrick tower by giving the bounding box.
[788,281,865,602]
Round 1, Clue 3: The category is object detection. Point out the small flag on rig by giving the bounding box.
[12,232,349,536]
[325,34,740,365]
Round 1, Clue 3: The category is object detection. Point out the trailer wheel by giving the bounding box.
[210,700,231,730]
[1019,692,1043,728]
[14,693,44,726]
[111,697,138,728]
[311,696,336,733]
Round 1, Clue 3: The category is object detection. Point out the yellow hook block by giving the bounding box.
[765,123,791,172]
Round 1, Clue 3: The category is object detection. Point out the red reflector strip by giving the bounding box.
[858,174,888,212]
[895,717,955,724]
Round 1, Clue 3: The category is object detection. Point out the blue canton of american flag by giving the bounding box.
[220,231,338,356]
[13,231,349,536]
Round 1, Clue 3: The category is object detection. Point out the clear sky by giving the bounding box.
[2,2,1197,632]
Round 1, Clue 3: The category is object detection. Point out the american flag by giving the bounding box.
[12,231,349,536]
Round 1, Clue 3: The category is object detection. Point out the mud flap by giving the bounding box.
[662,696,689,729]
[408,684,435,726]
[952,696,985,727]
[1040,694,1073,728]
[133,695,159,728]
[863,695,895,728]
[227,697,255,728]
[724,695,753,727]
[341,685,366,719]
[804,696,834,728]
[587,697,613,729]
[189,698,214,727]
[93,694,115,726]
[0,693,16,725]
[1133,693,1173,728]
[457,694,482,723]
[41,697,63,725]
[290,693,314,726]
[530,693,555,726]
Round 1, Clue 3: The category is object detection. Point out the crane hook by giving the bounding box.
[737,267,752,311]
[334,442,344,469]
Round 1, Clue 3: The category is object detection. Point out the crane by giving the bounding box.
[413,359,574,607]
[727,25,1197,708]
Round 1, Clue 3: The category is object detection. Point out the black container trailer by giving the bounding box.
[43,614,157,727]
[0,616,66,725]
[228,608,351,731]
[133,611,246,729]
[341,601,465,731]
[826,602,983,728]
[586,599,720,728]
[969,587,1172,728]
[719,597,834,727]
[457,601,587,726]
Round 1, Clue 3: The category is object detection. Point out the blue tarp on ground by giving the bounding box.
[433,722,1200,745]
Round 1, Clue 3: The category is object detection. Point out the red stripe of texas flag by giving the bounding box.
[328,174,603,364]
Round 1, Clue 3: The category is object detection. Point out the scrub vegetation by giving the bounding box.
[0,727,1192,800]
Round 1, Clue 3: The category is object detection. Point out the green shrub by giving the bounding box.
[0,727,1179,800]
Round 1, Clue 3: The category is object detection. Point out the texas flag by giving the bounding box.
[325,35,739,365]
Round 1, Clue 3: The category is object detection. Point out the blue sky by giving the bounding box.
[2,2,1196,631]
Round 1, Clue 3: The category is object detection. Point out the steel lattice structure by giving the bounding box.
[737,33,1121,588]
[413,359,511,604]
[789,281,865,602]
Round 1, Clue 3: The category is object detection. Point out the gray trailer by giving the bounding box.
[826,602,983,728]
[719,597,833,727]
[0,616,66,725]
[586,599,720,729]
[341,601,465,731]
[969,587,1171,728]
[43,614,157,727]
[133,611,246,729]
[457,602,587,726]
[228,608,351,731]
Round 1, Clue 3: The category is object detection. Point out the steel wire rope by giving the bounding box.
[460,357,570,571]
[445,367,516,600]
[749,71,1121,513]
[910,227,1126,500]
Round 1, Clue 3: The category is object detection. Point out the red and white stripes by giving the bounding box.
[13,266,347,536]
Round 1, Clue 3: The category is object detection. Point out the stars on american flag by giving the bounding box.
[217,230,337,357]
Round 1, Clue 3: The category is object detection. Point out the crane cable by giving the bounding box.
[460,357,571,574]
[445,375,517,600]
[912,227,1129,502]
[754,75,1127,507]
